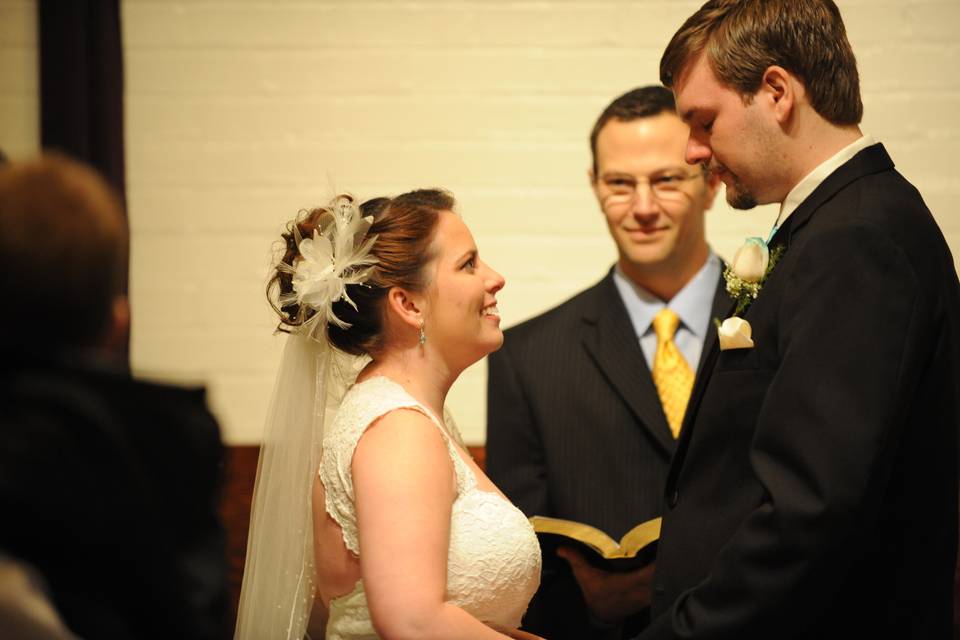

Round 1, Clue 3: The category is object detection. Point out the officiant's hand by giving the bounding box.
[556,546,655,624]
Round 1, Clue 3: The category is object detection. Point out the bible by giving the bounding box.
[530,516,661,571]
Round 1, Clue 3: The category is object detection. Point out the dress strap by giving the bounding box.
[408,399,477,495]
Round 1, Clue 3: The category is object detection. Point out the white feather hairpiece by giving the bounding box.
[277,195,379,337]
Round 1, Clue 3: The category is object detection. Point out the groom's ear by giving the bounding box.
[760,65,797,127]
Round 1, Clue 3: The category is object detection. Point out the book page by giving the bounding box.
[529,516,620,557]
[619,517,661,556]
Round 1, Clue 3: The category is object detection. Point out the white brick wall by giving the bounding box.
[3,0,959,444]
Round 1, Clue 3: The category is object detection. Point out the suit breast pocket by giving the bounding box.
[715,335,779,372]
[716,348,756,371]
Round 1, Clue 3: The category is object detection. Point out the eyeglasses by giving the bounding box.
[600,170,704,208]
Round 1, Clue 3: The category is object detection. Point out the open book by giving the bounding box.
[530,516,661,571]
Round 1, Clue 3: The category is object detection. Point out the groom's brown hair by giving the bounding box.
[660,0,863,126]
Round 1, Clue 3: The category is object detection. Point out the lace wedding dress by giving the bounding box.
[319,376,542,639]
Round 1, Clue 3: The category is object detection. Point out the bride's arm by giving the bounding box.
[353,409,518,640]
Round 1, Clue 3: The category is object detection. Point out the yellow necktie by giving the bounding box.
[651,308,694,439]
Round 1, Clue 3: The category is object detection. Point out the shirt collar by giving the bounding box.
[613,253,721,340]
[779,134,876,224]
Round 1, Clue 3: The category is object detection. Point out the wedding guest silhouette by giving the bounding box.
[0,155,228,639]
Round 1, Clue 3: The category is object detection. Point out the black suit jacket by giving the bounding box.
[643,144,960,639]
[0,352,229,640]
[487,268,727,639]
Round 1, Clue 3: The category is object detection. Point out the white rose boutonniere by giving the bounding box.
[723,237,784,317]
[731,237,769,283]
[717,237,785,350]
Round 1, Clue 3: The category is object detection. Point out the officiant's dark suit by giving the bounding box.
[487,86,725,639]
[642,2,960,638]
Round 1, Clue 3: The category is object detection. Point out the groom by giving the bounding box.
[639,1,960,638]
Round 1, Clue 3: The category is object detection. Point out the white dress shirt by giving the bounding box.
[778,134,876,226]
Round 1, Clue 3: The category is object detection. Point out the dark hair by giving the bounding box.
[659,0,862,125]
[589,86,677,176]
[267,189,454,356]
[0,154,128,351]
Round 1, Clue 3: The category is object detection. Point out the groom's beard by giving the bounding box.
[712,162,758,210]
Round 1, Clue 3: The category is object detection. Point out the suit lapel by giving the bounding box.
[694,274,732,377]
[670,282,735,465]
[780,143,895,244]
[673,273,730,458]
[580,273,676,456]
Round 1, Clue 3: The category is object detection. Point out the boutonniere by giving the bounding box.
[716,237,785,351]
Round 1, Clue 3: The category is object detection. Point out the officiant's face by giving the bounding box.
[423,210,506,367]
[591,112,716,279]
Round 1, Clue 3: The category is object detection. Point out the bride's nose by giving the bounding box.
[485,262,505,293]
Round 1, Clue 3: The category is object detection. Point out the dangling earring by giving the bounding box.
[418,320,426,346]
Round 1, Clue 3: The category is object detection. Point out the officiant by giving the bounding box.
[486,85,726,639]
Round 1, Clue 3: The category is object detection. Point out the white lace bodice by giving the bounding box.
[319,376,541,639]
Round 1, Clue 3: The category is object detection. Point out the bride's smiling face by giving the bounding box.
[423,211,505,367]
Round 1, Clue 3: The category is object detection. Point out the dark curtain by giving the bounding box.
[38,0,126,209]
[38,0,129,358]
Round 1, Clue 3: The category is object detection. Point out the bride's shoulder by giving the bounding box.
[324,377,451,480]
[358,405,447,453]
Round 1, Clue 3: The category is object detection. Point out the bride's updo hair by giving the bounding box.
[267,188,454,356]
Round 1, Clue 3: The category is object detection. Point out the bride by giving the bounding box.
[235,189,543,639]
